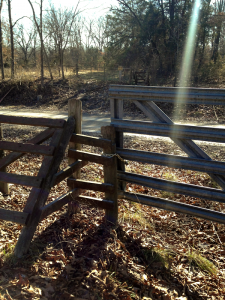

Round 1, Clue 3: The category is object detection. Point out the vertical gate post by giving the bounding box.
[68,99,82,214]
[101,125,118,225]
[0,124,9,194]
[110,98,126,191]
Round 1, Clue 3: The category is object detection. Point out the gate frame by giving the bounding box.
[109,84,225,224]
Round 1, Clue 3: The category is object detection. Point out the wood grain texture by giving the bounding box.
[70,134,112,149]
[14,117,75,257]
[117,171,225,203]
[52,160,88,187]
[68,149,113,166]
[41,189,80,220]
[0,141,55,155]
[0,171,43,187]
[0,124,8,194]
[0,128,55,170]
[0,208,29,225]
[76,195,114,209]
[119,190,225,224]
[117,148,225,175]
[101,125,118,225]
[0,115,65,127]
[68,100,82,214]
[68,178,114,193]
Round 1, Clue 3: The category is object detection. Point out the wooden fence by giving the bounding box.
[0,100,119,257]
[108,84,225,224]
[2,84,225,257]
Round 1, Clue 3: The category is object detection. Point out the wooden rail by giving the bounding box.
[67,127,118,225]
[118,190,225,224]
[0,115,65,127]
[109,85,225,105]
[111,119,225,143]
[109,84,225,224]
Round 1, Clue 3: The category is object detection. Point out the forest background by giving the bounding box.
[0,0,225,86]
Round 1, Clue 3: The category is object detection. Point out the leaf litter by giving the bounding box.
[0,124,225,299]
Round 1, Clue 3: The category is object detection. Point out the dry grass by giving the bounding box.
[3,66,120,83]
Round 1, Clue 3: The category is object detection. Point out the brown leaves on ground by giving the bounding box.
[0,127,225,299]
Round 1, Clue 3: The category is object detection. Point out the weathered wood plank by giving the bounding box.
[0,172,43,187]
[117,171,225,203]
[109,85,225,105]
[110,100,125,191]
[68,100,82,215]
[0,141,55,155]
[101,126,118,225]
[117,148,225,175]
[70,134,112,149]
[111,119,225,143]
[68,178,114,193]
[41,189,80,220]
[0,208,29,225]
[0,115,65,128]
[119,190,225,224]
[14,117,75,257]
[68,149,113,166]
[52,160,88,187]
[76,195,114,209]
[135,100,225,190]
[0,128,55,170]
[0,125,8,194]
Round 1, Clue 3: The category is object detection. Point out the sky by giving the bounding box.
[2,0,118,26]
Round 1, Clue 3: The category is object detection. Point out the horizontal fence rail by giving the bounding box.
[111,119,225,143]
[0,115,65,127]
[0,208,29,225]
[118,190,225,224]
[70,134,112,149]
[117,171,225,203]
[110,84,225,225]
[68,149,113,166]
[117,148,225,175]
[109,85,225,105]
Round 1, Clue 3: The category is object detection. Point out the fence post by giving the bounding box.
[110,98,126,191]
[68,99,82,214]
[0,125,9,194]
[101,125,118,225]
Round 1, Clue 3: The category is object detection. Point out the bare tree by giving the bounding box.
[15,24,36,67]
[45,2,80,79]
[211,0,225,63]
[28,0,53,85]
[0,0,4,79]
[8,0,14,78]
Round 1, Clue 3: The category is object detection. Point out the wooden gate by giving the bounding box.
[0,100,119,257]
[109,84,225,224]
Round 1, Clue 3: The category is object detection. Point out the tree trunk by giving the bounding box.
[28,0,53,81]
[8,0,14,79]
[0,0,4,80]
[61,48,64,79]
[211,22,222,63]
[40,0,44,87]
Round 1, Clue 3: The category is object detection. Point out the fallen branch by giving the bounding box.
[0,87,14,104]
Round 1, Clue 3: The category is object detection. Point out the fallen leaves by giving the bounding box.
[0,123,225,299]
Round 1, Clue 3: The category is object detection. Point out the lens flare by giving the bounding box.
[173,0,201,120]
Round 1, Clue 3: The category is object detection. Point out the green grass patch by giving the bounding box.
[187,250,217,275]
[143,247,176,269]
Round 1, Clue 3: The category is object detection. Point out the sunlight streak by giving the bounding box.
[173,0,201,120]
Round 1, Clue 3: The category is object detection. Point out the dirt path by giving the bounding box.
[0,108,111,133]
